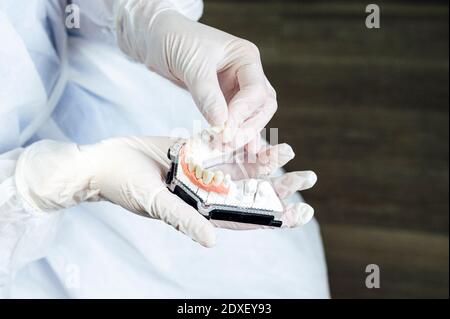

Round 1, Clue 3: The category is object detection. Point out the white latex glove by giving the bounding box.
[15,137,317,246]
[116,1,276,151]
[15,136,218,247]
[208,143,318,230]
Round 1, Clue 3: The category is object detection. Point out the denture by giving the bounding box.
[179,146,230,195]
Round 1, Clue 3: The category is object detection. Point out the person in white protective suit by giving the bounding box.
[0,0,330,298]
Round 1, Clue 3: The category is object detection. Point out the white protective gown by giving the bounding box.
[0,0,330,298]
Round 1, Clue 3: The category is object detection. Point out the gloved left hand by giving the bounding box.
[16,136,316,247]
[116,0,277,151]
[16,136,218,247]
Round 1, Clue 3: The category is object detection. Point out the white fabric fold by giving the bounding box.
[0,149,62,298]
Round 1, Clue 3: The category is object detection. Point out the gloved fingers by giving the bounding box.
[234,59,267,99]
[225,125,261,151]
[217,69,240,104]
[236,93,277,143]
[271,171,318,199]
[264,75,277,98]
[224,92,277,150]
[250,143,295,176]
[280,202,315,228]
[245,135,262,155]
[224,62,268,142]
[213,143,294,179]
[187,72,229,126]
[149,189,216,247]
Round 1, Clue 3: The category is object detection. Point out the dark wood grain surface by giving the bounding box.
[201,0,449,298]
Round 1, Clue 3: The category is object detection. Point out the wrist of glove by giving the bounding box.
[15,140,100,211]
[115,1,276,151]
[115,0,176,71]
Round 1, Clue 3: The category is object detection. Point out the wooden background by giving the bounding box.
[201,0,449,298]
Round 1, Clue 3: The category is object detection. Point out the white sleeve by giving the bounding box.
[72,0,204,22]
[68,0,203,43]
[0,148,62,297]
[163,0,204,20]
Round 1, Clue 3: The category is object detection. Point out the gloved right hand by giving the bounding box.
[116,0,277,151]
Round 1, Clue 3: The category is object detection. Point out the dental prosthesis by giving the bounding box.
[166,130,284,227]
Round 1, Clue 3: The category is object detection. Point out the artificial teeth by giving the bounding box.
[213,171,224,186]
[195,165,203,179]
[185,156,195,172]
[202,170,214,184]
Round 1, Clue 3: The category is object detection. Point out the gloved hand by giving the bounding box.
[116,0,276,151]
[208,143,317,230]
[15,136,317,247]
[15,136,218,247]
